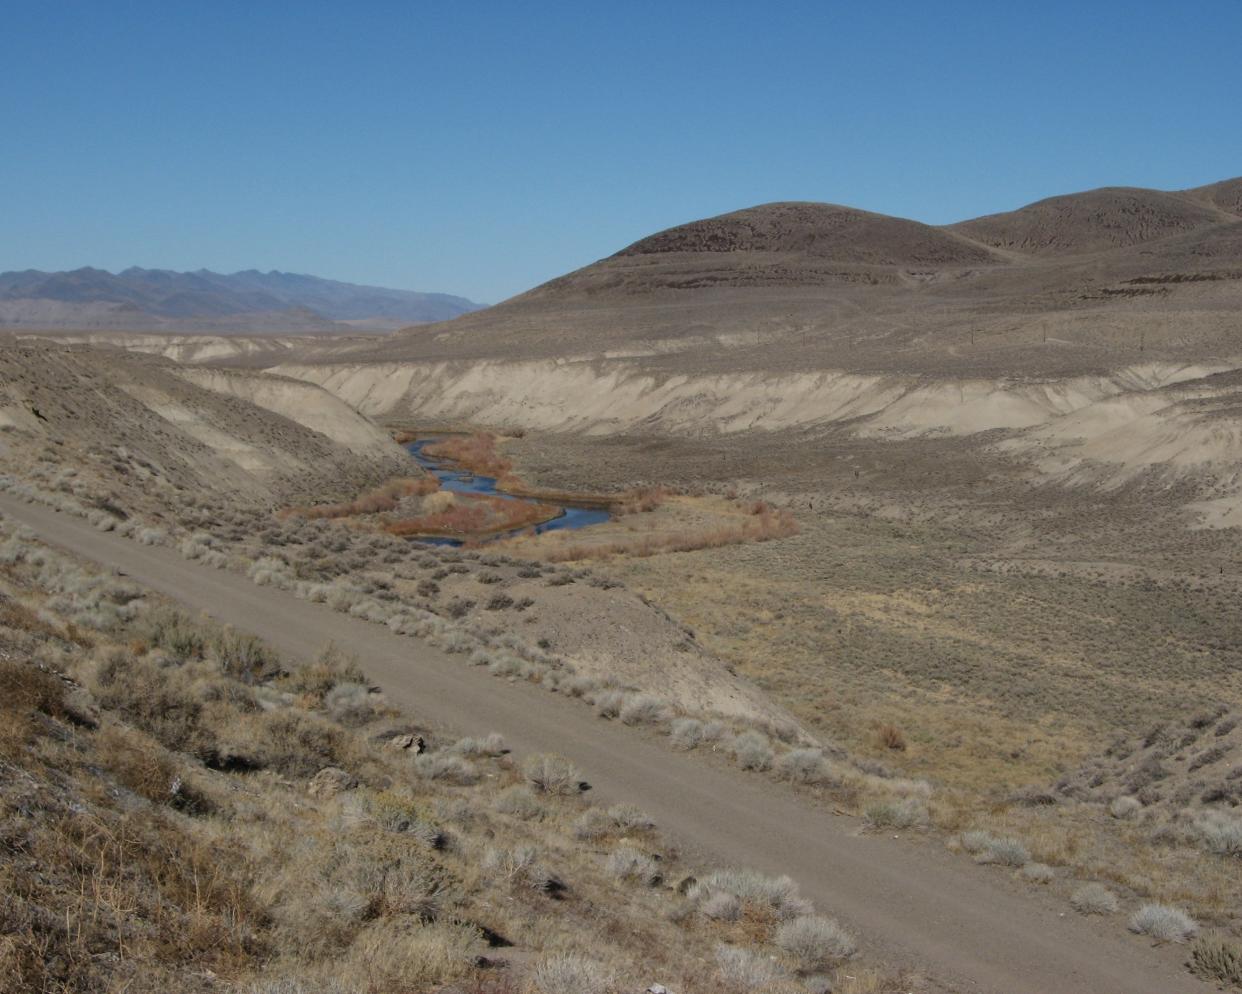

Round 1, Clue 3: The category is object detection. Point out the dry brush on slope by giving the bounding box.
[0,516,924,994]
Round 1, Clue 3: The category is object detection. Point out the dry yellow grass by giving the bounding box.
[502,493,799,563]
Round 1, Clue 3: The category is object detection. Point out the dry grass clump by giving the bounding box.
[1020,862,1055,884]
[690,869,811,921]
[416,751,480,785]
[775,747,831,785]
[715,944,790,989]
[494,784,545,820]
[286,477,440,520]
[0,657,68,755]
[670,717,705,750]
[1196,810,1242,857]
[730,730,775,772]
[774,915,857,971]
[1190,934,1242,986]
[864,797,928,831]
[573,803,656,841]
[95,724,208,812]
[1128,904,1198,942]
[1070,883,1119,915]
[480,845,558,893]
[0,656,66,720]
[875,723,907,752]
[604,846,662,886]
[282,642,367,705]
[524,754,585,796]
[339,920,484,990]
[618,692,668,726]
[451,732,508,757]
[323,682,382,726]
[959,831,1030,867]
[528,952,614,994]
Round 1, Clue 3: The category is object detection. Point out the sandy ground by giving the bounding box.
[1,492,1218,994]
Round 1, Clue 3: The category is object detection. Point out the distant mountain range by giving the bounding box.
[0,267,483,333]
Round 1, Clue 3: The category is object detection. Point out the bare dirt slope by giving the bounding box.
[0,341,408,513]
[0,493,1217,994]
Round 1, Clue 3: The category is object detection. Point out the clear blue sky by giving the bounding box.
[3,1,1239,303]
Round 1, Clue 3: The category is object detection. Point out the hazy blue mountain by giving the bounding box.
[0,267,483,331]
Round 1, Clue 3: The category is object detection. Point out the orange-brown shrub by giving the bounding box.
[616,486,669,515]
[423,433,512,478]
[385,493,561,538]
[285,477,439,520]
[877,724,907,752]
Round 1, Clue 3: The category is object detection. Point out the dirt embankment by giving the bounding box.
[270,355,1230,440]
[0,343,409,512]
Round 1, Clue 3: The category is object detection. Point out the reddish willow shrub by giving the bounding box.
[423,433,513,479]
[614,486,669,515]
[384,493,561,538]
[284,478,439,520]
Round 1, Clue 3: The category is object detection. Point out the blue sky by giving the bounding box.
[2,1,1239,303]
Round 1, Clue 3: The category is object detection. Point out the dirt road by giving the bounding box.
[1,494,1211,994]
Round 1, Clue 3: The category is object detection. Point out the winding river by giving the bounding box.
[404,439,610,544]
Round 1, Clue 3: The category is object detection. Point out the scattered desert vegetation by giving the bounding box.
[383,490,563,539]
[8,333,1242,987]
[537,503,798,561]
[0,515,923,994]
[285,476,440,519]
[499,489,799,562]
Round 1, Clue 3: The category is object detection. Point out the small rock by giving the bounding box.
[307,766,357,799]
[647,985,669,994]
[383,732,426,753]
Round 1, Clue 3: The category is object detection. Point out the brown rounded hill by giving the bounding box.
[370,174,1242,374]
[948,185,1231,256]
[1182,176,1242,217]
[615,201,1000,266]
